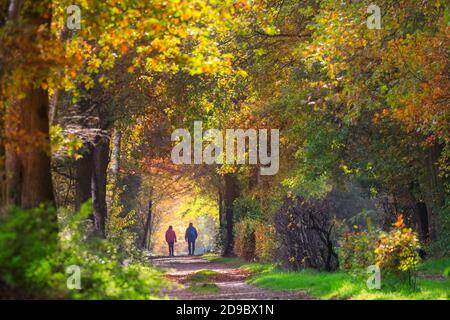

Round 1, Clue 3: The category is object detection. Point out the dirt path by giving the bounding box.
[151,255,312,300]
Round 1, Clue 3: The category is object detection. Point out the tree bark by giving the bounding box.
[2,0,54,209]
[142,200,152,249]
[223,173,239,256]
[7,0,22,20]
[402,188,429,241]
[91,136,110,236]
[110,128,121,178]
[424,144,446,241]
[19,86,54,208]
[218,190,224,230]
[4,144,21,208]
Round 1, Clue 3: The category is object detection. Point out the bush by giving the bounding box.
[233,196,262,222]
[339,230,378,270]
[234,218,277,262]
[427,198,450,257]
[254,222,277,262]
[375,215,421,275]
[234,219,256,261]
[0,205,59,298]
[0,202,170,299]
[275,195,339,271]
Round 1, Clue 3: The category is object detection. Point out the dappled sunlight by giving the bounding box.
[150,192,218,256]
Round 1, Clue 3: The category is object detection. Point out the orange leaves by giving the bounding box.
[372,109,389,124]
[375,214,421,273]
[393,214,405,229]
[120,43,129,54]
[384,23,450,146]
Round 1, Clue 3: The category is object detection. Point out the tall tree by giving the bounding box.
[223,173,239,256]
[1,0,55,209]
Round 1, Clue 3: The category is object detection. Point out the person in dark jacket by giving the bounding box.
[165,226,177,257]
[185,223,198,256]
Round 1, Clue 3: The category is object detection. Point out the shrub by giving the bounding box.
[233,196,262,222]
[275,195,339,271]
[254,222,277,262]
[0,202,170,299]
[234,218,277,262]
[427,197,450,257]
[339,230,378,270]
[234,219,256,261]
[375,215,421,275]
[0,205,59,298]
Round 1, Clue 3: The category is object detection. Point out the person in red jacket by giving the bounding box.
[165,226,177,257]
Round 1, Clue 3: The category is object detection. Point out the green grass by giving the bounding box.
[202,254,450,300]
[247,269,449,300]
[418,258,450,277]
[185,269,219,283]
[189,283,221,293]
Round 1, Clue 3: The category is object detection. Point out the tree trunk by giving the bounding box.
[218,190,224,230]
[110,128,121,178]
[19,86,54,208]
[142,200,152,249]
[404,189,429,241]
[91,136,110,236]
[4,144,21,208]
[223,173,239,256]
[423,144,446,241]
[2,0,54,209]
[74,145,93,211]
[8,0,22,20]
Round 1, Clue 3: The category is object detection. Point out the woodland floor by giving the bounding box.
[151,255,313,300]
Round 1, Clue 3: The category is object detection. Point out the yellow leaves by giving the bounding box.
[81,74,94,90]
[180,9,193,21]
[50,125,83,159]
[375,215,421,273]
[87,57,101,72]
[145,57,164,73]
[150,38,166,52]
[340,163,353,175]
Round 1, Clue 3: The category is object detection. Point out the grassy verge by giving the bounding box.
[417,258,450,277]
[183,268,222,294]
[248,269,449,300]
[185,269,219,283]
[202,254,449,300]
[189,283,221,293]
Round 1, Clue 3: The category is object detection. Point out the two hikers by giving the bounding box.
[164,223,198,256]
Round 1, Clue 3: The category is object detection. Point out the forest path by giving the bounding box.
[151,255,313,300]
